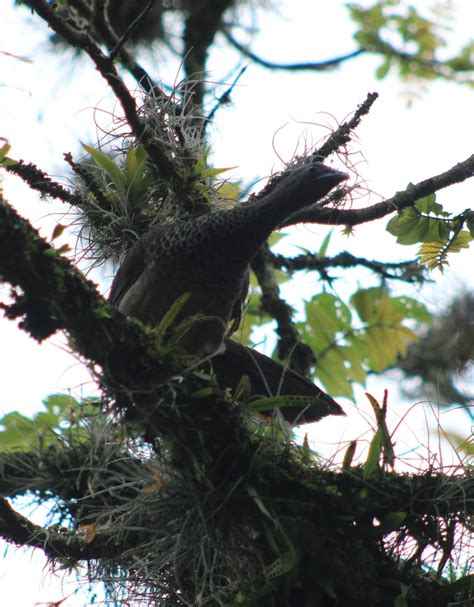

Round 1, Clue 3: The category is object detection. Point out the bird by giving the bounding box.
[109,162,347,357]
[109,162,347,424]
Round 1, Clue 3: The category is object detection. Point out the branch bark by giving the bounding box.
[27,0,178,181]
[287,153,474,227]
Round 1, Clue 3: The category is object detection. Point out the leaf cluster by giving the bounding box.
[0,394,101,452]
[293,288,431,400]
[387,189,474,270]
[349,1,473,85]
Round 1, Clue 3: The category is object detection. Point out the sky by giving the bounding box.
[0,0,473,604]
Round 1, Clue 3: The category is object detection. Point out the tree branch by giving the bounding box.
[64,0,168,100]
[0,198,161,387]
[108,0,157,62]
[183,0,235,112]
[311,92,379,161]
[287,153,474,227]
[0,498,118,560]
[6,160,81,206]
[223,29,365,71]
[271,251,429,284]
[206,65,248,124]
[251,245,316,377]
[27,0,178,181]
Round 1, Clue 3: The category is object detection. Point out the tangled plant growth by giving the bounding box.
[1,1,473,605]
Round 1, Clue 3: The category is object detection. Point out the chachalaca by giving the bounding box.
[109,162,347,423]
[109,162,347,355]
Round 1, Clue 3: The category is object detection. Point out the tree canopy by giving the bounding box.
[0,1,473,605]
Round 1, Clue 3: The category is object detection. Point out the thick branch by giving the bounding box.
[0,199,162,386]
[0,199,282,488]
[1,453,472,565]
[0,498,116,560]
[183,0,235,111]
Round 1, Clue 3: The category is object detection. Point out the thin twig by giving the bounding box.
[224,29,365,71]
[109,0,158,61]
[206,65,248,124]
[7,160,82,205]
[312,92,379,160]
[271,251,429,284]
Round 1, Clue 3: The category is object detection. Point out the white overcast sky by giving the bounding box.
[0,0,473,604]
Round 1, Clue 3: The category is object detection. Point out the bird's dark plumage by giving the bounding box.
[110,163,347,356]
[209,339,345,424]
[109,162,347,423]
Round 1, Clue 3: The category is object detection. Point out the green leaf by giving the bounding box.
[350,287,385,323]
[379,511,407,533]
[387,194,453,245]
[318,230,333,257]
[342,440,357,470]
[338,345,367,384]
[0,142,17,167]
[387,295,431,323]
[363,428,382,479]
[266,549,299,580]
[0,141,11,160]
[216,180,241,202]
[154,293,191,349]
[313,347,355,399]
[247,486,275,522]
[386,207,420,239]
[248,394,333,414]
[357,325,415,371]
[83,144,124,189]
[415,192,442,215]
[375,59,391,79]
[306,293,352,337]
[51,224,66,240]
[0,141,17,166]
